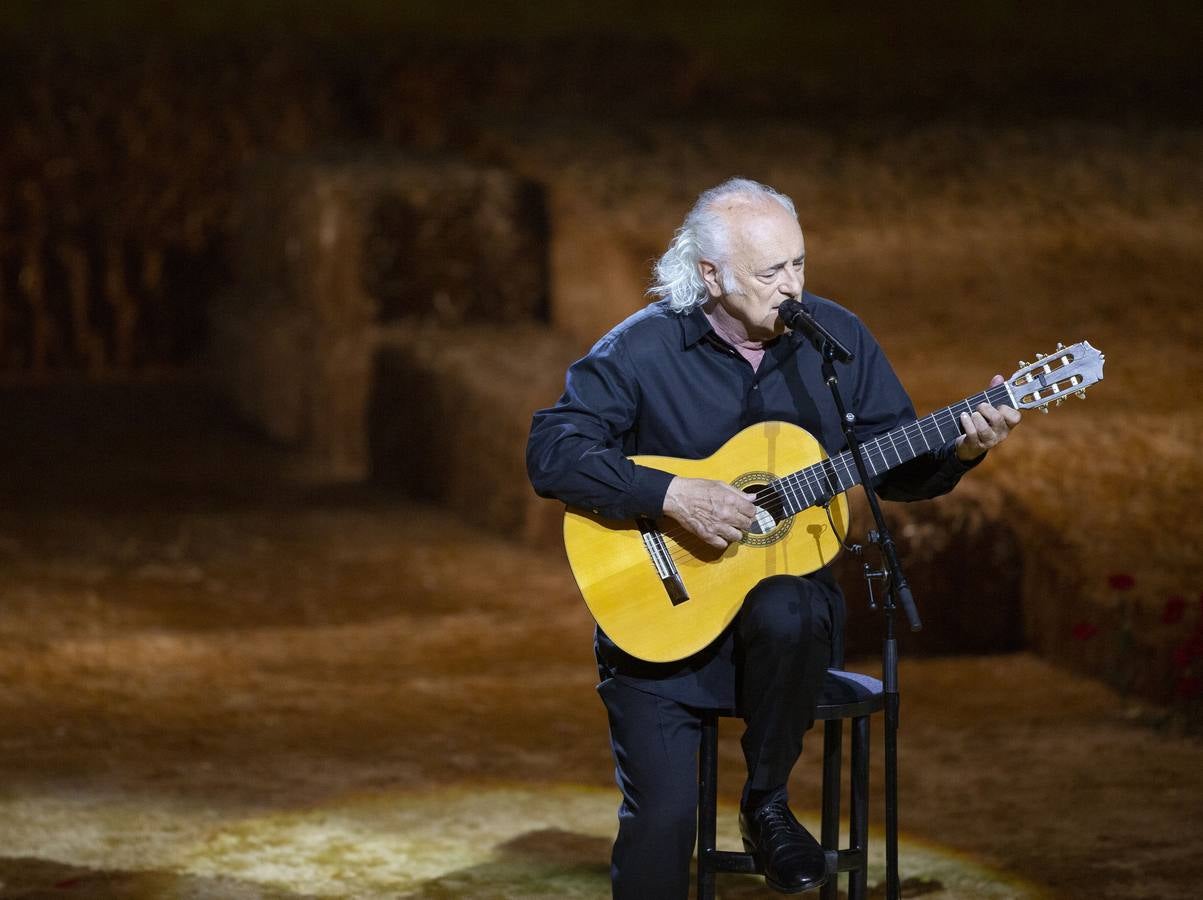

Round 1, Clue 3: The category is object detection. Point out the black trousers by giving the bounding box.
[598,575,836,899]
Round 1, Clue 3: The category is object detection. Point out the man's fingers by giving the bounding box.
[975,408,1003,442]
[696,524,740,550]
[956,381,1022,462]
[718,523,744,544]
[663,477,761,548]
[721,484,758,517]
[974,411,999,446]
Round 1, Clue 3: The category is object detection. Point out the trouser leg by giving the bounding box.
[737,574,835,809]
[597,677,702,900]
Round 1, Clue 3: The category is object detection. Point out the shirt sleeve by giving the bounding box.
[526,333,675,520]
[846,317,984,502]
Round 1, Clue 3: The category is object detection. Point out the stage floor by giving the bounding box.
[0,381,1200,898]
[0,493,1200,898]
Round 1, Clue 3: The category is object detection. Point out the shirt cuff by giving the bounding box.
[948,443,986,473]
[629,465,676,519]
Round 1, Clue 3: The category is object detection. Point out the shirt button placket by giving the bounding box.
[745,379,764,426]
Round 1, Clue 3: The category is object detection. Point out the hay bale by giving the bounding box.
[370,322,576,544]
[211,153,549,480]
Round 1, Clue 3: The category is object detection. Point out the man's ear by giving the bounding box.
[699,260,723,299]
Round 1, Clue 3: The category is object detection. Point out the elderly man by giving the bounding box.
[527,178,1019,897]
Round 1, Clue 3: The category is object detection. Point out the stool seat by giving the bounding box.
[816,668,884,719]
[704,668,884,721]
[697,668,884,900]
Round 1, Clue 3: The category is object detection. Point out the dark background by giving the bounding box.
[2,1,1199,374]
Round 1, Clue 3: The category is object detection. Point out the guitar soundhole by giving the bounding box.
[742,483,774,535]
[732,473,793,546]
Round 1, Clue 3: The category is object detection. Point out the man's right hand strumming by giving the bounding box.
[662,476,757,550]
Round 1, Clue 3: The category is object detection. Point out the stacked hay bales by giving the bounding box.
[370,322,575,545]
[211,155,548,481]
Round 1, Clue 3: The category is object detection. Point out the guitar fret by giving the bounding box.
[806,469,821,502]
[828,457,842,492]
[838,454,855,491]
[781,475,804,513]
[783,472,806,514]
[821,458,839,494]
[799,474,815,509]
[804,464,823,501]
[934,409,959,442]
[783,474,799,513]
[887,430,902,466]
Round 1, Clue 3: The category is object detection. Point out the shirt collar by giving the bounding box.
[680,304,714,349]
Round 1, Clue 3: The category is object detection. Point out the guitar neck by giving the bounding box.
[773,383,1012,515]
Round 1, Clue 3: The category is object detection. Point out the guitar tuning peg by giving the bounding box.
[1077,390,1087,399]
[1039,406,1050,414]
[1055,342,1065,350]
[1055,398,1063,406]
[1018,360,1030,368]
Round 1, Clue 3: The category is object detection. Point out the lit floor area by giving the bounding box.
[1,495,1200,898]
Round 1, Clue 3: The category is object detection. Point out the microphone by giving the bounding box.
[777,298,854,362]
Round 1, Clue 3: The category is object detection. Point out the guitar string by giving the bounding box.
[651,364,1089,566]
[651,388,1013,562]
[652,400,975,527]
[655,407,960,555]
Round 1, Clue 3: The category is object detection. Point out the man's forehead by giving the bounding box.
[721,201,804,265]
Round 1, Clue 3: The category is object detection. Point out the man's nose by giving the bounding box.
[780,267,802,297]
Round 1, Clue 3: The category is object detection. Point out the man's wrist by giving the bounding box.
[952,438,986,469]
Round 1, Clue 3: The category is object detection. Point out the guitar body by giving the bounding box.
[563,421,849,663]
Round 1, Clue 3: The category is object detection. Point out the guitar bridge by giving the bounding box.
[638,519,689,605]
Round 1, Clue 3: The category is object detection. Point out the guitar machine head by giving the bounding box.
[1006,341,1105,413]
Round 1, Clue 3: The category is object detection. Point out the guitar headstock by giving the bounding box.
[1006,341,1105,413]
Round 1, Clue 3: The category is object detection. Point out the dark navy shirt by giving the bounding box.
[527,292,978,706]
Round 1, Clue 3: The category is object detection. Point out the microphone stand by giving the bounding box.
[806,322,917,900]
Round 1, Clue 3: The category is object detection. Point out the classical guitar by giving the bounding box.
[562,341,1105,663]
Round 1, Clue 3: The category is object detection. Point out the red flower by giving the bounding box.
[1071,621,1099,641]
[1107,573,1136,591]
[1162,596,1187,624]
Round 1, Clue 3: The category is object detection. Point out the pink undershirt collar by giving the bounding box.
[705,306,767,371]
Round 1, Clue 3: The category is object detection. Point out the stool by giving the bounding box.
[696,668,885,899]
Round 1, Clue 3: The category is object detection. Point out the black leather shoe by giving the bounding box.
[739,801,828,894]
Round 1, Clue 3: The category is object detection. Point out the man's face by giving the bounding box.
[700,199,806,342]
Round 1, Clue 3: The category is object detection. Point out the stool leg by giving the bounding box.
[697,712,718,900]
[848,714,871,900]
[820,719,842,900]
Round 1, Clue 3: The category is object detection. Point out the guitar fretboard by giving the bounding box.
[769,384,1012,516]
